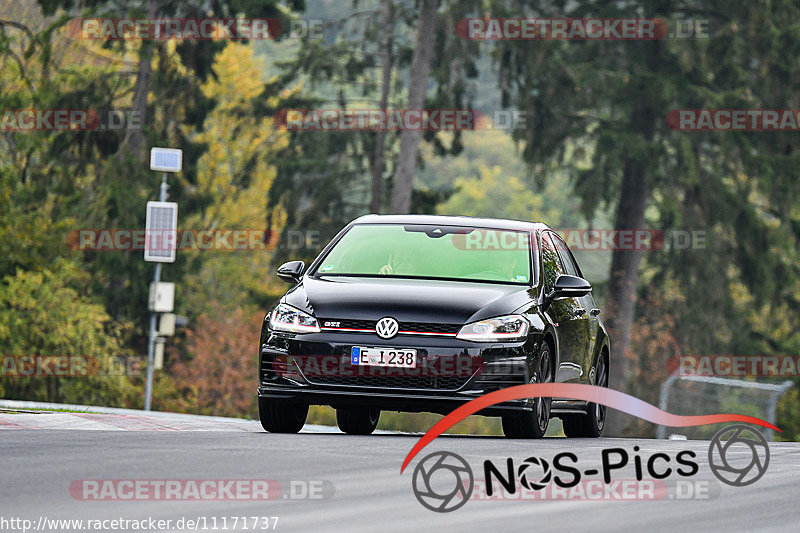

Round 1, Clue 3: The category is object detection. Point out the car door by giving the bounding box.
[540,232,587,383]
[551,233,599,383]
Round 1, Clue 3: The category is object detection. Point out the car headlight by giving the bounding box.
[456,315,529,342]
[269,303,320,334]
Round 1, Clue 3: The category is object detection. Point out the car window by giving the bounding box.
[552,234,580,277]
[540,232,565,291]
[314,224,532,284]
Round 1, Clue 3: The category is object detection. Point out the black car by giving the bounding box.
[258,215,610,438]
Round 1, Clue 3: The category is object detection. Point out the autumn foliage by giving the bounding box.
[163,304,264,418]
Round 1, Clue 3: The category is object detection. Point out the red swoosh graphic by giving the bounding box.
[400,383,780,473]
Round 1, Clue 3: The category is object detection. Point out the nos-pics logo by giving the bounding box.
[411,424,769,513]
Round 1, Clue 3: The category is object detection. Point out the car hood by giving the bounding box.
[283,276,536,325]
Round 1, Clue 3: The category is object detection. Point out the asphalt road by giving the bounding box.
[1,410,799,532]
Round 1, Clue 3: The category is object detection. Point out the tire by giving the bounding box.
[562,351,609,438]
[502,342,553,439]
[336,408,380,435]
[259,397,308,433]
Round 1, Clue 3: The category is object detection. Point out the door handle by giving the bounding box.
[575,307,586,316]
[590,308,601,317]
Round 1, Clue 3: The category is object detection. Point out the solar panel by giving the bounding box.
[149,147,182,172]
[144,201,178,262]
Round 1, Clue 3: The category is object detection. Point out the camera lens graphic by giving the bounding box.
[708,424,770,487]
[517,456,552,491]
[411,451,474,512]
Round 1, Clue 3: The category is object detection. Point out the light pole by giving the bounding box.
[144,173,168,411]
[144,147,182,411]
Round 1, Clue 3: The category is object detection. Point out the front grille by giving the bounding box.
[318,318,460,335]
[320,319,374,330]
[401,322,460,334]
[304,374,471,391]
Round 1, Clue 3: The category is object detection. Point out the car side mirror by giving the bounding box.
[277,260,305,284]
[545,274,592,308]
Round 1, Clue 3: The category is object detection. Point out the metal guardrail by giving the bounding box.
[657,373,793,440]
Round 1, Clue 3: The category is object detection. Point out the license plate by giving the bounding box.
[351,347,417,368]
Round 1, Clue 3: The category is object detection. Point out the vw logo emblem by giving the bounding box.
[375,317,399,339]
[708,424,770,487]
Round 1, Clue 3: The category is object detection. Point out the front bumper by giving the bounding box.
[258,330,589,416]
[259,385,530,416]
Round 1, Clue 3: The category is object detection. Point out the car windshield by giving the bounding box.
[313,223,532,285]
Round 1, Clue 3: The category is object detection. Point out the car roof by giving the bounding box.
[351,214,551,232]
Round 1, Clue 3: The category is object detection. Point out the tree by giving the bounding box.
[163,304,263,417]
[480,0,800,434]
[37,0,301,162]
[389,0,440,213]
[0,259,139,406]
[437,165,553,221]
[370,0,398,212]
[182,42,291,311]
[0,1,303,412]
[268,0,483,254]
